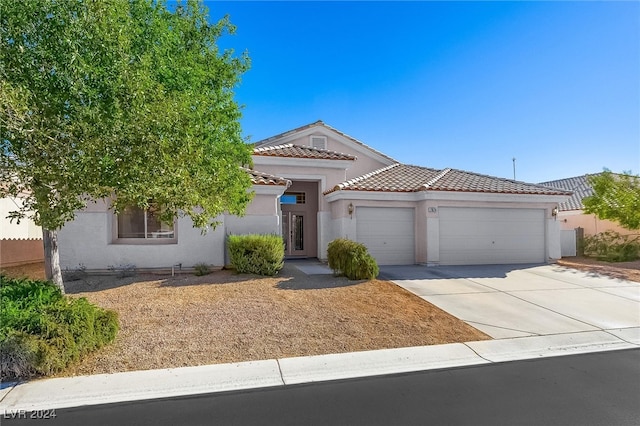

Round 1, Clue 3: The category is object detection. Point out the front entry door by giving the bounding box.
[283,211,306,256]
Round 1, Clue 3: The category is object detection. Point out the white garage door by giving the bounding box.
[439,207,545,265]
[356,207,415,265]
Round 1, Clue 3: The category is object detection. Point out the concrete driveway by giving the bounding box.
[380,264,640,342]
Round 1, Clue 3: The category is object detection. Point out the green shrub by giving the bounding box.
[327,238,379,280]
[583,231,640,262]
[193,263,211,276]
[0,275,119,381]
[227,234,285,276]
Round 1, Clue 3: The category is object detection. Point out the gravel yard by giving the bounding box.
[557,257,640,283]
[52,263,488,376]
[5,256,635,378]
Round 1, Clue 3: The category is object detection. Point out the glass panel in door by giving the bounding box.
[283,211,305,256]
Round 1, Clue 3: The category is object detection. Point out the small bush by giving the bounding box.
[327,238,379,280]
[228,234,285,276]
[0,275,119,381]
[193,263,210,276]
[583,231,640,262]
[108,263,137,278]
[63,264,87,281]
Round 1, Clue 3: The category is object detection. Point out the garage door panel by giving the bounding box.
[356,207,415,265]
[439,207,545,265]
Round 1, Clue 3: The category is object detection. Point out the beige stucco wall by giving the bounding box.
[558,211,636,236]
[57,185,287,270]
[253,162,348,213]
[270,128,391,179]
[328,194,562,264]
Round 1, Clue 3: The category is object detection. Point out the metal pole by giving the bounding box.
[512,157,516,180]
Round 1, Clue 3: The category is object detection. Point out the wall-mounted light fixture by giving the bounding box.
[552,206,558,219]
[348,202,354,218]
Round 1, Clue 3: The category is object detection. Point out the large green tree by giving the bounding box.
[1,0,252,292]
[583,170,640,231]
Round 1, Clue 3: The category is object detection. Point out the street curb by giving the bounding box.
[279,342,489,385]
[1,331,638,412]
[466,330,639,362]
[0,360,283,412]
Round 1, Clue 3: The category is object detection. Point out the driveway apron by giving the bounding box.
[380,264,640,340]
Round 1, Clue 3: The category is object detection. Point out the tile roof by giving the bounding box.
[538,175,595,211]
[326,164,572,196]
[253,143,356,161]
[253,120,396,163]
[243,168,291,187]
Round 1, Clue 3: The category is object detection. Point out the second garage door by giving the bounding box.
[439,207,545,265]
[356,207,415,265]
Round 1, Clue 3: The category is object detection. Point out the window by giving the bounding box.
[280,192,305,205]
[116,204,175,242]
[310,136,327,150]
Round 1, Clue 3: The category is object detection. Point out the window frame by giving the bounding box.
[280,192,306,205]
[112,203,178,245]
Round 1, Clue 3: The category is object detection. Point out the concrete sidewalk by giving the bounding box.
[2,263,639,412]
[1,329,638,412]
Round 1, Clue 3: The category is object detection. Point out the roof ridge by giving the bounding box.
[318,122,397,163]
[252,143,357,161]
[253,143,294,153]
[253,122,324,146]
[330,163,401,193]
[421,168,451,190]
[447,167,572,193]
[253,120,397,163]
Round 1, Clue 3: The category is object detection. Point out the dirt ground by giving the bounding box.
[556,257,640,283]
[1,262,489,376]
[3,256,636,377]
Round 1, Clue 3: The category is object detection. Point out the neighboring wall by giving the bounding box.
[0,196,42,239]
[558,211,636,236]
[0,195,44,267]
[0,239,44,267]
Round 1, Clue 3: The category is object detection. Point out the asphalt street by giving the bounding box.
[2,349,639,426]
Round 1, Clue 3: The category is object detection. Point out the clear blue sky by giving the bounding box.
[206,1,639,183]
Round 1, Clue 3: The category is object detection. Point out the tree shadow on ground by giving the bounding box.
[378,264,546,281]
[274,263,365,290]
[65,269,260,293]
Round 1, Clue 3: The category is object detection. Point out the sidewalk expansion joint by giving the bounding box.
[275,359,286,386]
[603,329,640,347]
[0,382,18,404]
[462,343,493,364]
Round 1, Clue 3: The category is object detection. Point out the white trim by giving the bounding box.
[325,190,569,204]
[274,173,327,193]
[252,155,354,170]
[252,185,288,196]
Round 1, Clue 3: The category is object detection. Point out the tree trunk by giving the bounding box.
[43,228,65,293]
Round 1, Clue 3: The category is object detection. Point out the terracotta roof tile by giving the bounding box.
[253,143,356,161]
[253,120,396,163]
[326,164,572,196]
[243,168,291,187]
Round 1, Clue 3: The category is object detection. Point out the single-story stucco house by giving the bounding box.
[58,121,571,270]
[539,174,635,237]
